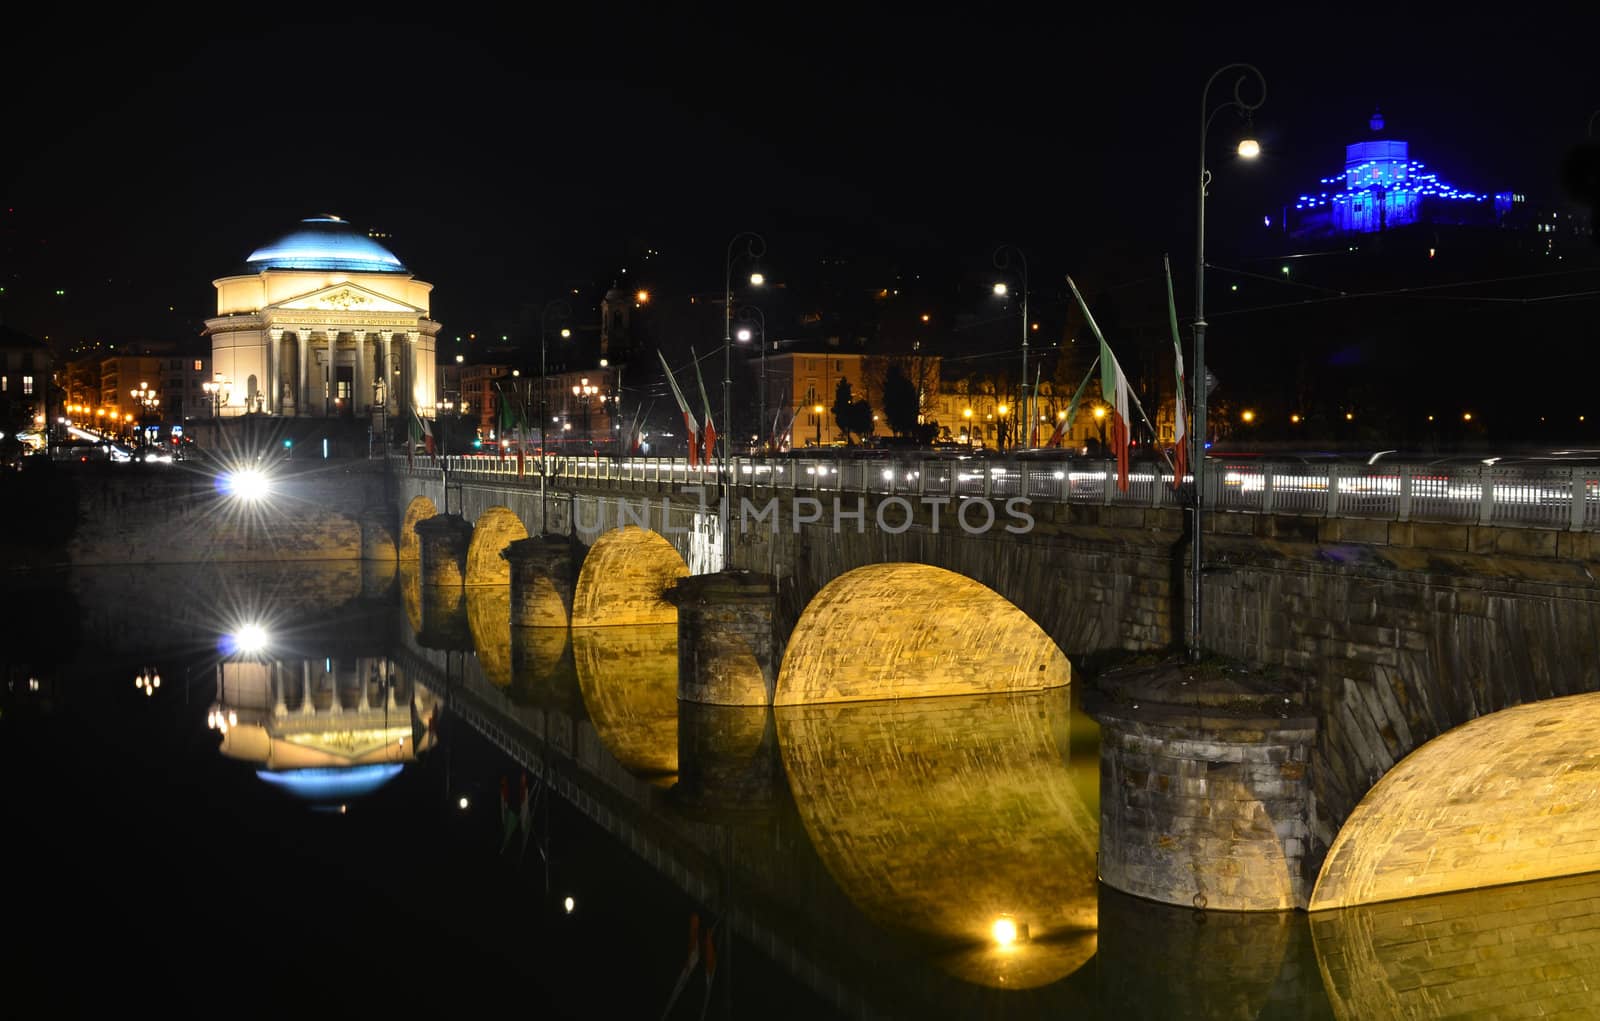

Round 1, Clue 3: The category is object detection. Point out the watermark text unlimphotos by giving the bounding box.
[572,487,1034,536]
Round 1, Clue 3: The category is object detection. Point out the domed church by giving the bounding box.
[204,215,441,422]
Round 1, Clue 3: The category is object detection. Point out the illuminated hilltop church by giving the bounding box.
[204,215,441,422]
[1282,109,1538,241]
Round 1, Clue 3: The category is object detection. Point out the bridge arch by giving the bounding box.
[399,496,437,563]
[464,506,529,585]
[1310,692,1600,910]
[775,563,1070,705]
[571,527,689,628]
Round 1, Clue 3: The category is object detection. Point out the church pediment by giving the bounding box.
[269,281,424,314]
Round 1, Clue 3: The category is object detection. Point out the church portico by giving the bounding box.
[204,216,441,422]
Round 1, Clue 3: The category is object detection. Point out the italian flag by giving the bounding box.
[1099,336,1132,492]
[1165,255,1188,490]
[658,351,700,467]
[692,348,717,467]
[1068,275,1132,492]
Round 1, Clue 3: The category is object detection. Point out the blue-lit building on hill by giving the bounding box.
[1281,110,1545,243]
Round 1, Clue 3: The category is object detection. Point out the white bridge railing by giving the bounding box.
[405,454,1600,532]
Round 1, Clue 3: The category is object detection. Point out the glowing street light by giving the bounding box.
[1237,137,1262,158]
[1241,409,1256,423]
[134,665,161,696]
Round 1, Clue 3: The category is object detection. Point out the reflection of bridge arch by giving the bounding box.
[1311,692,1600,910]
[572,624,680,783]
[466,586,512,688]
[778,689,1099,990]
[465,506,528,585]
[775,563,1070,705]
[571,527,689,628]
[399,496,437,562]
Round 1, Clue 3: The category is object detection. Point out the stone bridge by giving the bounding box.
[386,462,1600,915]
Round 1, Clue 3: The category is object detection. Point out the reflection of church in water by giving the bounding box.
[208,654,438,805]
[204,215,442,424]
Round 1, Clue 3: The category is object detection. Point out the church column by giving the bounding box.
[266,328,282,415]
[320,327,335,417]
[397,331,413,423]
[379,331,394,412]
[353,331,367,419]
[296,330,309,418]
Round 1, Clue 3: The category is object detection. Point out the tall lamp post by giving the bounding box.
[992,246,1030,449]
[735,304,766,452]
[1192,62,1266,661]
[539,299,573,535]
[723,231,766,569]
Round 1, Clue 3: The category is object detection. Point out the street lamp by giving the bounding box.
[134,665,161,697]
[724,231,766,568]
[539,299,573,535]
[130,382,160,448]
[1192,62,1266,662]
[736,304,766,452]
[572,378,598,450]
[813,403,824,448]
[993,245,1031,448]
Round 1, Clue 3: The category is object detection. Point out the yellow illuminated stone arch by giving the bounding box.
[778,689,1099,989]
[465,506,529,585]
[571,527,689,628]
[775,563,1070,705]
[399,495,437,562]
[1311,692,1600,911]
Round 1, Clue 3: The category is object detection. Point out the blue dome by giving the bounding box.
[246,215,407,273]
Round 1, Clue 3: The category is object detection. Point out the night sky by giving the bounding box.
[4,8,1597,360]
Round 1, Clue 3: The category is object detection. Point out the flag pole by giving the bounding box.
[1065,276,1177,479]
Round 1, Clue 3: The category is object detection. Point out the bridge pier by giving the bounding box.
[358,507,396,562]
[503,535,576,627]
[1086,665,1317,912]
[666,571,779,705]
[414,513,473,589]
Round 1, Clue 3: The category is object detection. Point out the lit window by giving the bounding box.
[22,375,33,395]
[194,360,203,371]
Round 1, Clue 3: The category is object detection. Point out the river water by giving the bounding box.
[3,561,1596,1018]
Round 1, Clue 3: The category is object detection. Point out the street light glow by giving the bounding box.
[232,625,268,655]
[224,468,270,501]
[748,272,765,286]
[992,917,1019,947]
[1242,409,1256,423]
[736,327,752,342]
[992,282,1008,297]
[1237,138,1261,158]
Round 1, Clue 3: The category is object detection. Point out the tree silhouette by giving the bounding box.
[832,378,873,444]
[881,364,919,437]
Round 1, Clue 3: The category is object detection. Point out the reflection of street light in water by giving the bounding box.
[991,916,1028,949]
